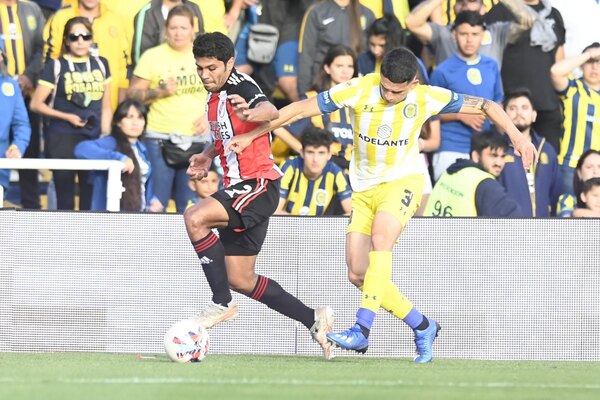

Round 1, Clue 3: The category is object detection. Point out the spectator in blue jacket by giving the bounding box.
[0,46,31,192]
[74,99,162,212]
[499,88,559,217]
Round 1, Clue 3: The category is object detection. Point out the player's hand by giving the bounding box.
[187,153,211,180]
[512,135,538,170]
[228,94,252,121]
[224,132,254,154]
[458,114,486,131]
[122,157,135,174]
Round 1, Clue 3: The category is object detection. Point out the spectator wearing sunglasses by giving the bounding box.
[30,16,112,210]
[42,0,130,111]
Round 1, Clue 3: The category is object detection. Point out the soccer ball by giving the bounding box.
[164,319,209,363]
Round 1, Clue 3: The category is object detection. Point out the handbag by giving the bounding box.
[159,140,205,168]
[247,23,279,64]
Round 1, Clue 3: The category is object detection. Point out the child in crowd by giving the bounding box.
[575,177,600,217]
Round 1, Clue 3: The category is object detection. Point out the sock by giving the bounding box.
[249,275,314,329]
[192,231,231,306]
[356,308,375,337]
[380,281,414,320]
[360,251,392,313]
[404,308,428,331]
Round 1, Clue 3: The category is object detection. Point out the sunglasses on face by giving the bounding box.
[68,32,93,42]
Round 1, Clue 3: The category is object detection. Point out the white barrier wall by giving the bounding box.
[0,210,599,360]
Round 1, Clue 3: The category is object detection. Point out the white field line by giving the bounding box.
[0,377,600,390]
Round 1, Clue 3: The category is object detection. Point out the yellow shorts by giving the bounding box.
[348,174,424,236]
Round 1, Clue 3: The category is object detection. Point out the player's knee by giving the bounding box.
[347,270,364,288]
[183,206,209,232]
[228,275,254,294]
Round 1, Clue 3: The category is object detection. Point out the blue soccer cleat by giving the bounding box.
[326,324,369,354]
[413,319,440,363]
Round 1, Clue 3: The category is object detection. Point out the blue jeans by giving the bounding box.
[558,164,576,197]
[144,138,194,212]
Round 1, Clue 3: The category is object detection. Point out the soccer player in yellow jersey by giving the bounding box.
[226,47,537,362]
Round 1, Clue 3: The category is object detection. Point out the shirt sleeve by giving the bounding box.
[231,81,268,109]
[476,178,524,217]
[38,58,57,88]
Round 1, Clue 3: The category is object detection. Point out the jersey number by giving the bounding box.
[401,189,413,207]
[431,200,453,217]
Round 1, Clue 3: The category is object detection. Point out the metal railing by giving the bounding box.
[0,158,124,211]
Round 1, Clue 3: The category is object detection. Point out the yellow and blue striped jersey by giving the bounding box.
[318,73,462,191]
[557,78,600,168]
[280,156,352,216]
[0,3,25,76]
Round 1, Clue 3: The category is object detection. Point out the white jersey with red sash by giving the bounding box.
[206,68,282,188]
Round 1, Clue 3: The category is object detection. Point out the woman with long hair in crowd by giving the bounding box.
[271,44,357,168]
[127,5,208,212]
[30,16,112,210]
[74,99,163,212]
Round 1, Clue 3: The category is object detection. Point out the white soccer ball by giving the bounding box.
[164,319,209,363]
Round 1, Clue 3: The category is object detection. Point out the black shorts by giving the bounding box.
[212,178,280,256]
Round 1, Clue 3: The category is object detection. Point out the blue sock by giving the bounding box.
[403,308,425,330]
[356,308,376,330]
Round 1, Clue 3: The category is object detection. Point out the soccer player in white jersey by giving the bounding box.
[226,47,537,362]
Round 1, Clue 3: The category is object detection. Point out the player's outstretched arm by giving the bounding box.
[225,96,322,154]
[459,95,537,169]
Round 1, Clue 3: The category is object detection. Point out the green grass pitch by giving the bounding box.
[1,353,599,400]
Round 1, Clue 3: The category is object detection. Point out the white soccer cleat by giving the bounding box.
[310,306,335,360]
[193,301,238,329]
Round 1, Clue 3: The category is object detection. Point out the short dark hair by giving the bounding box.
[503,87,535,109]
[582,42,600,54]
[471,130,508,155]
[380,47,418,84]
[301,126,333,150]
[452,11,485,30]
[193,32,234,63]
[582,177,600,196]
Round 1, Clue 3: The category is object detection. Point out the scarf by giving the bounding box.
[529,0,558,52]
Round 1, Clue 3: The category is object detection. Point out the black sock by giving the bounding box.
[415,316,430,331]
[250,275,314,329]
[192,231,231,306]
[358,324,370,338]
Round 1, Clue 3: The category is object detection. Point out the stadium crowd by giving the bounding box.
[1,0,599,217]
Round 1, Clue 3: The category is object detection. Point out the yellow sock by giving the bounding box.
[380,281,414,319]
[358,281,414,320]
[360,251,392,313]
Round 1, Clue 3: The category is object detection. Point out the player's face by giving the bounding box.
[379,76,418,105]
[193,171,220,199]
[473,146,506,177]
[302,145,331,179]
[324,55,355,86]
[66,23,93,57]
[581,186,600,213]
[196,56,234,93]
[578,153,600,182]
[582,58,600,87]
[166,15,194,51]
[505,96,537,133]
[453,23,484,59]
[117,105,146,140]
[368,34,387,61]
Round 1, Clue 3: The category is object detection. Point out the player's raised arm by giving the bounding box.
[459,95,538,169]
[226,96,322,154]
